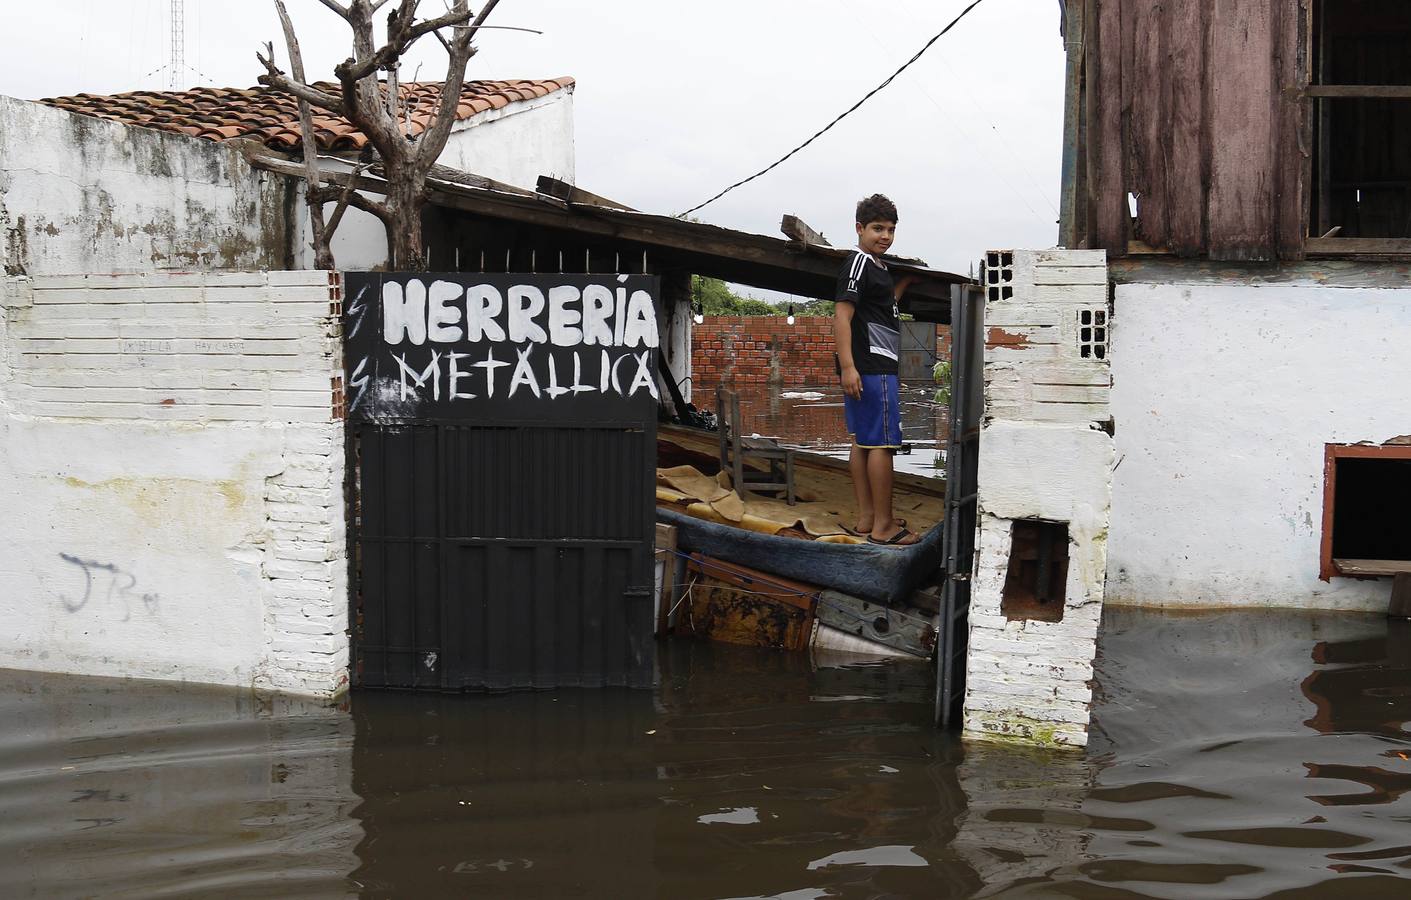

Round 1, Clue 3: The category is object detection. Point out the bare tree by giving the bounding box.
[258,0,502,270]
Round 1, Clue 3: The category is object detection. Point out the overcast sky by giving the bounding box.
[1,1,1065,280]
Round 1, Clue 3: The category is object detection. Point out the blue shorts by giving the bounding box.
[844,373,902,449]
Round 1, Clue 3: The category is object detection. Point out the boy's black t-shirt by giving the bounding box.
[835,249,901,375]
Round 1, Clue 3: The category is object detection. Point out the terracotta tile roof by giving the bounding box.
[37,77,574,151]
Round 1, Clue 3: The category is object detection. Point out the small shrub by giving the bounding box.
[932,360,951,406]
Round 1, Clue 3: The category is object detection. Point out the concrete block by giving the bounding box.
[205,272,270,287]
[16,321,119,339]
[284,427,337,454]
[1032,265,1108,286]
[270,406,335,424]
[267,504,338,525]
[268,389,332,408]
[202,371,273,390]
[270,581,342,602]
[269,616,339,637]
[269,635,345,656]
[268,270,332,288]
[270,465,334,489]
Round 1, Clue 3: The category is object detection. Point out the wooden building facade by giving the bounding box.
[1060,0,1411,261]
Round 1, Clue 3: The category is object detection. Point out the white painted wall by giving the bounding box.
[3,88,575,276]
[0,272,348,696]
[964,249,1112,749]
[438,90,575,188]
[0,96,294,276]
[1108,279,1411,610]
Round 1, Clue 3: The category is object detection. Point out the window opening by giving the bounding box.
[1311,1,1411,240]
[1001,519,1069,622]
[1322,444,1411,578]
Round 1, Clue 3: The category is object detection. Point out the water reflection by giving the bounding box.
[1064,609,1411,898]
[0,675,357,898]
[2,608,1409,897]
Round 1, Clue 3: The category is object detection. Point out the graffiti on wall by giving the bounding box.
[57,553,161,619]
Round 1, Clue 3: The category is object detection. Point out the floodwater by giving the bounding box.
[719,380,948,479]
[3,609,1410,898]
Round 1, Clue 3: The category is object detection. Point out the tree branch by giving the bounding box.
[271,3,339,269]
[413,0,499,177]
[467,0,505,33]
[315,0,352,19]
[331,1,405,161]
[322,159,375,233]
[255,46,343,112]
[336,3,473,83]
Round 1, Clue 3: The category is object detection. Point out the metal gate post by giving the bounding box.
[936,282,982,728]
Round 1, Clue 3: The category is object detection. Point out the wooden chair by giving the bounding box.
[716,385,796,505]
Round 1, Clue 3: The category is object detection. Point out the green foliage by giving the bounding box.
[690,277,835,317]
[693,276,780,316]
[932,359,951,406]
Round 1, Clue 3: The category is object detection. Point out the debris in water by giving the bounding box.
[698,807,760,825]
[807,845,927,869]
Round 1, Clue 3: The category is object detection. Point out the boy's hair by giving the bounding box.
[855,193,898,225]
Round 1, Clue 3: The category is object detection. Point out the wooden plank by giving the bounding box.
[535,175,637,211]
[1109,255,1411,287]
[1273,0,1310,260]
[655,523,679,636]
[1314,0,1331,237]
[1086,0,1129,256]
[1126,0,1170,250]
[780,214,832,247]
[1391,573,1411,618]
[1058,0,1086,248]
[1167,0,1209,256]
[1207,0,1277,261]
[247,153,967,304]
[1306,238,1411,257]
[1305,85,1411,99]
[1334,559,1411,577]
[1322,440,1344,581]
[423,163,534,197]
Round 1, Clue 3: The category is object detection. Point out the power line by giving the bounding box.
[837,0,1047,219]
[678,0,990,218]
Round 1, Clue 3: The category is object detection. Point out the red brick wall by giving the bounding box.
[692,317,835,397]
[691,317,952,399]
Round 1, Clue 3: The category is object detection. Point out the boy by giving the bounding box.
[834,193,918,546]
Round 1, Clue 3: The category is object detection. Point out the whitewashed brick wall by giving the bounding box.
[0,271,348,697]
[963,249,1112,748]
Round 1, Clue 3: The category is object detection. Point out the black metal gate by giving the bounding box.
[936,283,983,727]
[344,272,660,690]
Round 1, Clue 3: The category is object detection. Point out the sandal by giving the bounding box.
[839,518,906,538]
[868,527,919,547]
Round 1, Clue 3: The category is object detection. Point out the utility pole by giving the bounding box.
[169,0,185,89]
